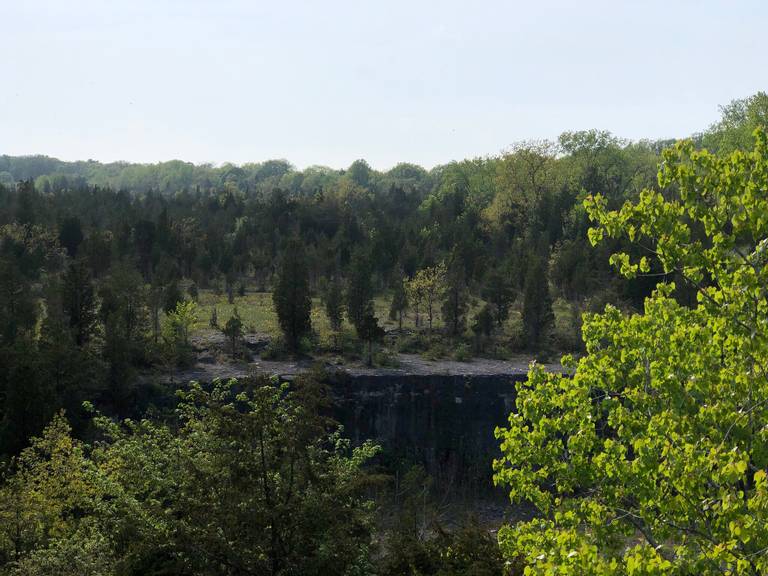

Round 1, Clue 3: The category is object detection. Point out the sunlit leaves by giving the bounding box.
[495,129,768,574]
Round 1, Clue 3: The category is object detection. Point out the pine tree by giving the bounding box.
[482,268,514,327]
[0,338,56,456]
[58,216,84,258]
[472,303,495,353]
[522,257,554,352]
[163,280,184,314]
[360,311,384,366]
[273,239,312,352]
[62,258,98,347]
[346,250,374,337]
[0,257,37,345]
[322,276,345,349]
[441,259,469,337]
[222,308,244,358]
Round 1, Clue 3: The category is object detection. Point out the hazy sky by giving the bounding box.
[1,0,766,170]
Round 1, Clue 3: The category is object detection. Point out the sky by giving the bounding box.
[1,0,766,170]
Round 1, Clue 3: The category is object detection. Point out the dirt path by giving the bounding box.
[154,352,562,385]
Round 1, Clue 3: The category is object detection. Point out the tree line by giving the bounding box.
[0,91,766,574]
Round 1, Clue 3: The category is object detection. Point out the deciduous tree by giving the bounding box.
[495,129,768,575]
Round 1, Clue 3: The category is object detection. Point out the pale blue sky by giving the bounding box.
[1,0,766,169]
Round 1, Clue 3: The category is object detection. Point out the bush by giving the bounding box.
[261,336,287,360]
[451,343,472,362]
[373,348,400,368]
[421,339,449,361]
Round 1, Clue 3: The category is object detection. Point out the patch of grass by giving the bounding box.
[194,290,397,348]
[191,288,574,361]
[194,290,280,338]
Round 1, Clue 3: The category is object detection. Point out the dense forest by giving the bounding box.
[0,92,767,575]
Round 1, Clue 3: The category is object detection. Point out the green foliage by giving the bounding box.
[160,300,198,370]
[322,275,345,334]
[702,91,768,153]
[0,257,37,344]
[451,343,472,362]
[346,250,375,337]
[221,307,244,358]
[407,263,446,332]
[481,268,513,327]
[187,281,199,301]
[441,257,469,337]
[471,303,494,353]
[0,375,380,575]
[495,128,768,574]
[273,239,312,352]
[162,279,183,314]
[379,465,510,576]
[521,256,554,353]
[57,216,84,258]
[62,258,97,347]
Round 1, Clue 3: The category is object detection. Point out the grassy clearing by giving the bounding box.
[192,290,398,348]
[190,288,580,358]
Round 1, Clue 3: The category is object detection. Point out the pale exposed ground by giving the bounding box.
[153,328,564,384]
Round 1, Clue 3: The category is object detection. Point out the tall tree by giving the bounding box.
[322,275,345,349]
[521,256,554,352]
[482,268,514,327]
[273,239,312,352]
[0,257,37,345]
[346,250,375,337]
[222,308,244,358]
[58,216,84,258]
[441,258,469,337]
[495,129,768,574]
[62,259,98,347]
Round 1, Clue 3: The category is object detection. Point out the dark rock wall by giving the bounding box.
[328,373,524,495]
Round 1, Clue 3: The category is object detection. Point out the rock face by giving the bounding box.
[158,350,556,496]
[328,371,527,497]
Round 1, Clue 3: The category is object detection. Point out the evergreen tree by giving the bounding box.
[0,257,37,345]
[360,311,384,366]
[346,250,375,337]
[222,308,244,358]
[273,239,312,352]
[322,275,345,350]
[163,280,184,314]
[99,262,150,364]
[62,258,98,347]
[472,303,495,353]
[14,180,36,225]
[38,280,101,426]
[441,258,469,337]
[482,268,514,327]
[58,216,84,258]
[521,257,554,352]
[0,339,55,456]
